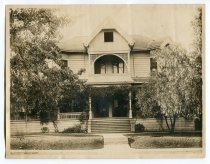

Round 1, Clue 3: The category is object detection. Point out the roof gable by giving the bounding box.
[58,18,171,53]
[84,17,134,47]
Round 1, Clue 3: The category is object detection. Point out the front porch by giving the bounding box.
[88,90,133,120]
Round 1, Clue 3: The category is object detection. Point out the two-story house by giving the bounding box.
[58,18,169,133]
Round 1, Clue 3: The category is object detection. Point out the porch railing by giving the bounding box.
[11,112,82,121]
[58,112,82,120]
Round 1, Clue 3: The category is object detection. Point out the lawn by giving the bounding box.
[127,132,202,149]
[11,133,104,150]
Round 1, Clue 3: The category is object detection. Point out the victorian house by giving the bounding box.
[57,18,170,133]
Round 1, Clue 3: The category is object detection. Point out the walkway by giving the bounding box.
[102,133,130,151]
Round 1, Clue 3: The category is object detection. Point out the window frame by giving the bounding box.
[104,31,114,42]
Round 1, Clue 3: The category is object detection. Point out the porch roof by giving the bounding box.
[86,74,133,85]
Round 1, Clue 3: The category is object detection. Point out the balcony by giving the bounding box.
[86,74,133,85]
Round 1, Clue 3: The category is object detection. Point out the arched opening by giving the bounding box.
[94,55,127,74]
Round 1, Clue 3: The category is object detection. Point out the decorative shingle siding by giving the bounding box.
[88,30,129,54]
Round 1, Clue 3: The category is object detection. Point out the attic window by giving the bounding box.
[104,32,113,42]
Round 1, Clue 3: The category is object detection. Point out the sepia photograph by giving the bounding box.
[5,4,204,158]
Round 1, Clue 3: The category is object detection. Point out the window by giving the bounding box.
[104,32,113,42]
[112,63,118,74]
[101,64,106,74]
[112,62,124,74]
[150,58,157,71]
[94,55,125,74]
[118,62,124,73]
[61,60,68,69]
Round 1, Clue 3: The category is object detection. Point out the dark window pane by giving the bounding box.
[61,60,68,69]
[104,32,113,42]
[150,58,157,71]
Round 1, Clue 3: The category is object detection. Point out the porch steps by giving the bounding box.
[91,118,131,133]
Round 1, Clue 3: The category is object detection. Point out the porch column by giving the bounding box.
[89,96,92,120]
[57,108,60,120]
[129,91,132,118]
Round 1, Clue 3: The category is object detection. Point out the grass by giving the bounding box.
[11,133,104,150]
[127,132,202,149]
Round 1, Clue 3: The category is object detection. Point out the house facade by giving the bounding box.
[58,19,169,132]
[10,19,197,134]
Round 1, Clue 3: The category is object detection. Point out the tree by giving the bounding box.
[135,82,159,118]
[190,8,202,118]
[186,7,203,130]
[151,44,192,132]
[10,8,85,131]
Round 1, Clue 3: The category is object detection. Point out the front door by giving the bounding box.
[93,94,128,118]
[93,96,109,117]
[112,93,128,117]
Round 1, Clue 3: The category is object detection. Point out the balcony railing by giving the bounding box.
[58,112,82,120]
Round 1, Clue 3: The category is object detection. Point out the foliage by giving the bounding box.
[188,7,202,119]
[62,125,85,133]
[10,8,85,131]
[151,44,192,132]
[88,84,134,97]
[135,82,160,118]
[11,135,104,150]
[41,127,49,133]
[135,123,145,133]
[129,135,202,149]
[58,76,87,113]
[79,112,88,124]
[194,117,202,131]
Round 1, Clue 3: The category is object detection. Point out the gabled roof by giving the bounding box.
[84,17,134,47]
[58,18,171,53]
[58,36,88,53]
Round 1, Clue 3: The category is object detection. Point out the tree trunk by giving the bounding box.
[170,116,177,133]
[164,116,171,132]
[52,121,59,132]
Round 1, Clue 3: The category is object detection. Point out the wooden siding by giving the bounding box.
[10,120,80,135]
[62,53,88,75]
[88,30,129,54]
[10,117,195,135]
[130,53,150,78]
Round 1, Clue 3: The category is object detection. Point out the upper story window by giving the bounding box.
[94,55,125,74]
[112,62,124,74]
[104,31,113,42]
[61,60,68,69]
[150,58,157,71]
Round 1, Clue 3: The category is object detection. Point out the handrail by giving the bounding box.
[59,112,82,120]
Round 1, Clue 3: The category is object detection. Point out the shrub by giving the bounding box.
[62,125,85,133]
[194,117,202,131]
[79,112,88,123]
[41,127,49,133]
[135,123,145,133]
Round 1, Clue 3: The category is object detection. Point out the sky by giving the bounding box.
[56,4,202,51]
